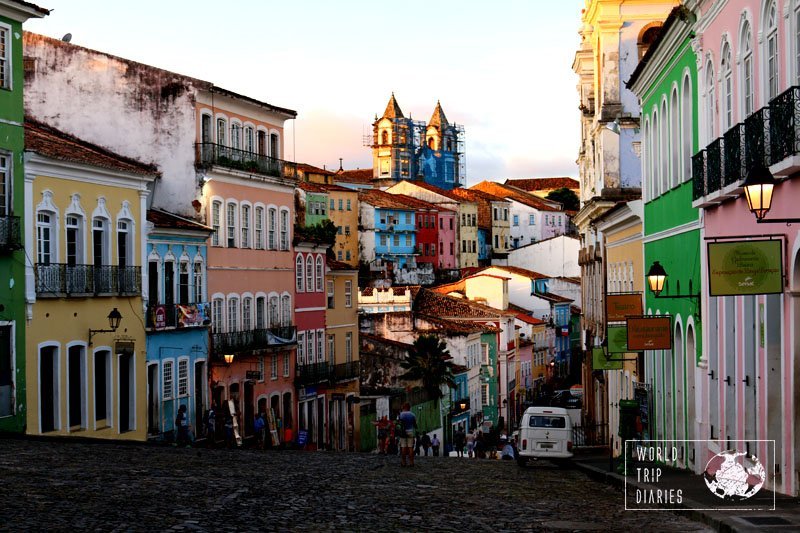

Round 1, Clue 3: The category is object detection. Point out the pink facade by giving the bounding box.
[437,211,457,269]
[294,245,328,366]
[696,0,800,495]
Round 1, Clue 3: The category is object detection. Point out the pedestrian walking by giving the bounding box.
[206,403,217,448]
[175,404,190,447]
[475,431,486,459]
[374,415,390,455]
[397,403,417,467]
[254,412,266,449]
[454,426,466,458]
[466,429,476,458]
[420,433,431,456]
[224,410,235,449]
[431,434,440,456]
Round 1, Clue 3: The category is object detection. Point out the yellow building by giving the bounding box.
[325,257,361,450]
[595,199,643,456]
[24,121,156,440]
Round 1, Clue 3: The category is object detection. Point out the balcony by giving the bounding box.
[769,86,800,166]
[35,264,141,297]
[295,361,333,386]
[332,361,360,382]
[0,215,22,252]
[723,123,746,186]
[146,302,210,330]
[195,143,297,180]
[212,325,296,358]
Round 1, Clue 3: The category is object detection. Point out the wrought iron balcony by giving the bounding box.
[769,86,800,165]
[332,361,360,382]
[0,215,22,252]
[146,302,210,330]
[295,361,333,386]
[195,142,297,180]
[212,325,296,357]
[35,264,141,297]
[691,151,705,200]
[706,137,723,195]
[744,107,770,171]
[723,123,745,186]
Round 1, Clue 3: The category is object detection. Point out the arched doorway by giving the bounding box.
[686,322,697,470]
[674,320,685,467]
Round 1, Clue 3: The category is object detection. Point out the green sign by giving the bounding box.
[607,325,629,353]
[707,240,783,296]
[592,347,623,370]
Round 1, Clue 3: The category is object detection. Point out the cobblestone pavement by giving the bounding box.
[0,438,711,532]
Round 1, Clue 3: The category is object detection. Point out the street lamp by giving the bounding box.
[646,261,700,301]
[742,165,800,224]
[88,308,122,346]
[224,353,235,364]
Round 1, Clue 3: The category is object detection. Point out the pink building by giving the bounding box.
[199,89,299,446]
[693,0,800,495]
[437,210,457,270]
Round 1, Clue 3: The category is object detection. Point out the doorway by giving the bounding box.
[316,396,326,449]
[39,345,59,433]
[118,346,134,433]
[147,363,159,435]
[67,345,86,430]
[243,382,254,437]
[194,360,205,429]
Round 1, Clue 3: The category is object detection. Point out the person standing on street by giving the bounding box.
[466,429,476,458]
[175,405,190,447]
[454,426,466,458]
[398,403,417,467]
[421,433,431,456]
[431,434,440,456]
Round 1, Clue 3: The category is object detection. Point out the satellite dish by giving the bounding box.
[61,33,72,42]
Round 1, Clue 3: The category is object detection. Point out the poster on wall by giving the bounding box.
[607,324,629,353]
[626,316,672,351]
[606,294,643,322]
[707,240,783,296]
[592,347,623,370]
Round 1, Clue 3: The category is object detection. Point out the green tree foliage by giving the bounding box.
[400,334,457,399]
[294,219,337,246]
[545,187,580,211]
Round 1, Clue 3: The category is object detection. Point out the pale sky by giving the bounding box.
[27,0,583,186]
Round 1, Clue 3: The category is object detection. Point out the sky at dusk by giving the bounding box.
[27,0,584,185]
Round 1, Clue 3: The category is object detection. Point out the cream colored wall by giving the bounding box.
[327,191,359,266]
[326,270,359,365]
[605,221,643,293]
[27,173,147,440]
[458,203,478,268]
[465,276,508,311]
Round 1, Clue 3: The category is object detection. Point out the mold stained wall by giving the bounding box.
[22,33,203,217]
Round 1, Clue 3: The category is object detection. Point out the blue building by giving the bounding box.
[533,278,574,380]
[144,209,213,441]
[477,227,491,266]
[371,95,464,190]
[359,190,417,269]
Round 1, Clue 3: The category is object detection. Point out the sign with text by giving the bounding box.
[627,316,672,351]
[606,294,643,322]
[707,240,783,296]
[592,347,623,370]
[607,325,629,353]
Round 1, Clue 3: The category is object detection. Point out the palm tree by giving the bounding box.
[400,334,457,399]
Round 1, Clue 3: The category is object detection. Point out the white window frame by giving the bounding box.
[227,296,239,333]
[280,208,289,250]
[763,1,779,102]
[297,331,305,364]
[162,360,174,401]
[296,254,305,292]
[240,203,251,248]
[0,151,10,217]
[211,297,224,334]
[226,201,237,248]
[345,332,352,363]
[721,42,733,132]
[177,358,189,397]
[741,21,754,117]
[268,207,277,250]
[0,23,11,90]
[211,200,222,247]
[317,329,325,363]
[315,256,324,292]
[345,280,352,308]
[254,206,264,250]
[305,255,313,292]
[327,334,335,364]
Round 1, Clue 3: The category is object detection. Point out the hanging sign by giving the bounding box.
[607,324,629,353]
[606,294,643,322]
[153,306,167,329]
[707,240,783,296]
[592,347,623,370]
[626,316,672,351]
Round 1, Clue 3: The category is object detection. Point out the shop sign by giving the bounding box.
[177,303,210,328]
[626,316,672,351]
[607,325,628,353]
[592,347,623,370]
[154,305,166,329]
[707,240,783,296]
[606,294,643,322]
[245,370,262,381]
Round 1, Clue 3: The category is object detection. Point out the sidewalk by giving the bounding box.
[572,449,800,532]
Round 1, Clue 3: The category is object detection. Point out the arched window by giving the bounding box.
[741,21,754,116]
[643,118,650,200]
[268,207,277,250]
[381,130,389,145]
[269,295,280,327]
[231,123,242,150]
[670,88,679,188]
[637,24,661,61]
[211,200,221,247]
[240,204,250,248]
[305,255,313,291]
[652,109,660,197]
[721,42,733,131]
[315,255,324,292]
[660,99,668,193]
[227,297,239,333]
[254,206,264,250]
[705,61,716,142]
[279,209,289,250]
[193,260,203,303]
[682,74,693,182]
[244,126,255,153]
[764,1,779,101]
[295,255,304,292]
[226,202,237,248]
[428,137,435,149]
[281,294,291,326]
[216,118,227,145]
[242,296,252,331]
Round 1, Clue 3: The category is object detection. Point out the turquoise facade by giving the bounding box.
[374,207,416,268]
[304,191,328,227]
[480,332,498,426]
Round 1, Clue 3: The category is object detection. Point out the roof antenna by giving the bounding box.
[339,158,343,171]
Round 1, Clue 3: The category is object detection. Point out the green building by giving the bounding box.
[627,5,701,471]
[298,181,329,227]
[0,0,48,432]
[480,331,498,426]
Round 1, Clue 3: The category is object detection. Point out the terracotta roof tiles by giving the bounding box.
[359,189,415,211]
[297,163,335,176]
[336,168,374,184]
[471,181,561,212]
[504,177,580,192]
[147,209,212,232]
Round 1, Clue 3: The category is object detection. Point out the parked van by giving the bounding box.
[514,406,573,466]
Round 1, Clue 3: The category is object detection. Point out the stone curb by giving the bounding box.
[572,459,738,533]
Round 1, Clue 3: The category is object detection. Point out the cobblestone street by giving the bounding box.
[0,438,711,531]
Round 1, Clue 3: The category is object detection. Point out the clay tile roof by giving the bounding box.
[25,120,159,177]
[504,177,580,192]
[431,279,465,295]
[400,180,472,203]
[388,193,451,212]
[359,189,415,210]
[413,288,512,319]
[297,181,330,194]
[326,256,356,271]
[297,163,335,176]
[210,85,297,118]
[335,168,373,185]
[478,265,549,280]
[360,333,414,350]
[471,181,561,212]
[448,188,504,229]
[147,209,212,232]
[417,314,497,335]
[381,93,404,119]
[428,101,449,129]
[10,0,50,15]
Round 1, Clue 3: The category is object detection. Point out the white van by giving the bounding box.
[514,407,573,466]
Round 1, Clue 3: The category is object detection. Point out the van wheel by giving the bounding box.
[517,457,528,467]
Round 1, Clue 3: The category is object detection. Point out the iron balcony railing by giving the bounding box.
[332,361,359,382]
[744,107,770,171]
[0,215,22,252]
[295,361,333,386]
[212,325,296,357]
[723,123,746,186]
[35,264,141,296]
[146,302,210,330]
[769,85,800,164]
[195,142,297,180]
[691,150,706,200]
[706,137,723,195]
